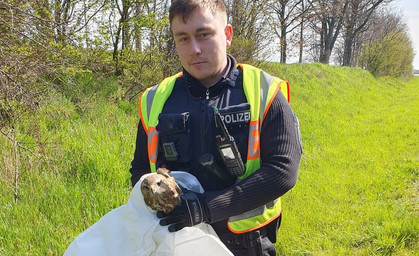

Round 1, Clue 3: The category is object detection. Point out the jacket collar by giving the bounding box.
[183,55,238,99]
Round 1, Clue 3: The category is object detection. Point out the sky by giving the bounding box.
[394,0,419,70]
[277,0,419,69]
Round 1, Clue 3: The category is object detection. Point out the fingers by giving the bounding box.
[156,211,167,218]
[159,215,176,226]
[160,216,187,232]
[168,222,186,232]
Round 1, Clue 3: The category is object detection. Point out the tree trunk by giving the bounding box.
[342,0,387,66]
[13,130,19,203]
[113,0,131,76]
[343,31,355,66]
[135,2,143,52]
[280,29,287,63]
[313,0,348,64]
[113,24,122,76]
[319,20,332,63]
[299,11,304,63]
[279,1,287,64]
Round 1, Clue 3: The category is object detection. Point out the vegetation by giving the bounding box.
[1,73,137,254]
[1,63,418,255]
[264,63,418,255]
[1,0,417,255]
[359,30,415,78]
[1,0,414,140]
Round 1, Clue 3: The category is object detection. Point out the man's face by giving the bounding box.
[171,7,232,87]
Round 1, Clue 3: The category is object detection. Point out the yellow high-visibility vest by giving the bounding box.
[139,64,290,234]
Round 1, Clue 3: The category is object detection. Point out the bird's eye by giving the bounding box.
[157,181,161,186]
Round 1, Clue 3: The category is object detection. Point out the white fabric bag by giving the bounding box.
[64,172,233,256]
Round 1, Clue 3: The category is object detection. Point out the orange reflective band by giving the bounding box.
[252,128,258,152]
[283,81,290,102]
[147,127,159,163]
[247,121,260,160]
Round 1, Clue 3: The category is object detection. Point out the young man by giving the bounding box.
[130,0,302,255]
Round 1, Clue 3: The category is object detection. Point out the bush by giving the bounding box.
[359,31,414,78]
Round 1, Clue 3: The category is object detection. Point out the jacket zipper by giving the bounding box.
[205,89,210,100]
[200,88,210,153]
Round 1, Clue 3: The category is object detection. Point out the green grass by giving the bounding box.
[264,63,418,255]
[0,76,136,255]
[1,64,418,255]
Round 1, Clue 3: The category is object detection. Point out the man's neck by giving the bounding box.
[201,57,231,88]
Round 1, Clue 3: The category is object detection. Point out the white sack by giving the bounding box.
[64,172,233,256]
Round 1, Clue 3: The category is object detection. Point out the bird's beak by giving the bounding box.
[149,185,155,194]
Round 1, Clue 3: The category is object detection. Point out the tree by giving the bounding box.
[110,0,133,75]
[0,0,57,202]
[310,0,348,64]
[53,0,75,44]
[225,0,273,62]
[298,0,311,63]
[341,0,390,66]
[0,0,109,126]
[269,0,309,64]
[358,12,414,77]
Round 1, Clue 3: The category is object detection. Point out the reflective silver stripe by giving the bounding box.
[229,199,278,222]
[146,84,159,121]
[259,71,275,122]
[246,70,274,159]
[143,84,160,167]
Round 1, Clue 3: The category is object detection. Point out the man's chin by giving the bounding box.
[188,71,210,83]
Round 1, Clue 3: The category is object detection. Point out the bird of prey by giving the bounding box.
[140,168,182,214]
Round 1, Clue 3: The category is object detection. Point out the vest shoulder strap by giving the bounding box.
[139,72,182,133]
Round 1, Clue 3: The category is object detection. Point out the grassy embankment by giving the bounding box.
[0,63,418,255]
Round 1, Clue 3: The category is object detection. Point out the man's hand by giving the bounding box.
[157,190,211,232]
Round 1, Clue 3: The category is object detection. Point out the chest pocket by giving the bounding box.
[217,103,250,161]
[157,112,190,163]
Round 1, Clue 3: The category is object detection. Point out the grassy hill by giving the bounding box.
[1,63,418,255]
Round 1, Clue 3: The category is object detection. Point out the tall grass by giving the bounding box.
[264,63,418,255]
[0,64,418,255]
[1,74,136,255]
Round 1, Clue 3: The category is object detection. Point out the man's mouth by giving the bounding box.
[190,61,206,66]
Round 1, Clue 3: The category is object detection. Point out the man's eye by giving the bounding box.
[199,33,208,38]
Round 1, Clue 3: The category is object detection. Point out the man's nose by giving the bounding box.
[190,39,201,55]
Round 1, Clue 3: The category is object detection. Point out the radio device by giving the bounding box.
[214,111,246,177]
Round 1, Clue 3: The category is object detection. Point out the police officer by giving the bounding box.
[130,0,302,255]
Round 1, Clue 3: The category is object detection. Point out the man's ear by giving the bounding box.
[225,24,233,48]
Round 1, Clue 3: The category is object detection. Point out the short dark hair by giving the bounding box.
[169,0,227,25]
